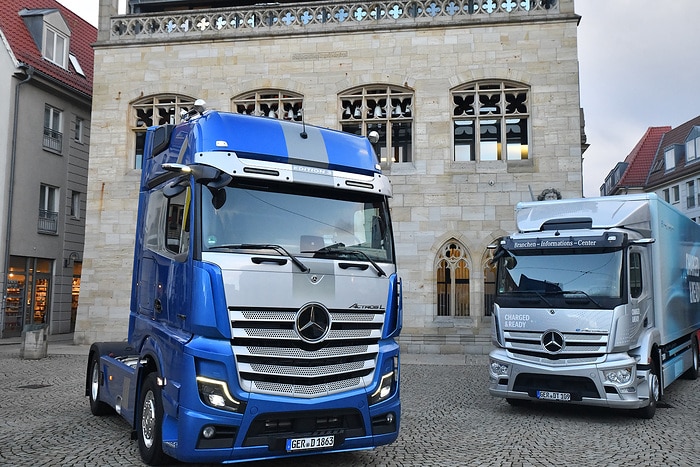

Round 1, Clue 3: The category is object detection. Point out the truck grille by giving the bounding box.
[229,306,383,398]
[504,329,609,362]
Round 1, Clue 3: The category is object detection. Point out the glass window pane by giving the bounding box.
[391,122,412,163]
[505,118,528,160]
[480,119,501,161]
[454,121,474,161]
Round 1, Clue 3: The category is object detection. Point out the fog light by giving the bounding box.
[386,413,394,424]
[202,425,216,439]
[604,367,632,384]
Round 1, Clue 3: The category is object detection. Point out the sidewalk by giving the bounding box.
[0,332,90,356]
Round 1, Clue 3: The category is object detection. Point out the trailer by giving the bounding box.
[488,193,700,418]
[86,102,402,464]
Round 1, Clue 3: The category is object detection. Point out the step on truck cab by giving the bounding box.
[488,194,700,418]
[86,102,402,464]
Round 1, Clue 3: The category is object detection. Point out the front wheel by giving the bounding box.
[635,363,659,419]
[88,354,112,416]
[137,373,170,465]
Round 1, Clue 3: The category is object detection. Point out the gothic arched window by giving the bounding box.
[452,80,529,162]
[232,89,304,121]
[131,94,196,169]
[339,85,413,166]
[436,241,470,317]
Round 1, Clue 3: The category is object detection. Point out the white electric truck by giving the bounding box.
[488,193,700,418]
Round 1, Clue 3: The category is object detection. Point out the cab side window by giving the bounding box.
[629,252,643,298]
[144,187,190,258]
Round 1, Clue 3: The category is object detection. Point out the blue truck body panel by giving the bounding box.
[88,109,401,464]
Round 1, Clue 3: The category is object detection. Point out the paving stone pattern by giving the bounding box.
[1,349,699,466]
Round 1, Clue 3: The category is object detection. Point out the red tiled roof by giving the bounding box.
[0,0,96,97]
[646,115,700,188]
[616,126,670,188]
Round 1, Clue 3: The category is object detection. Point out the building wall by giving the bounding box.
[75,0,583,352]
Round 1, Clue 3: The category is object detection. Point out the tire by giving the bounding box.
[681,335,699,380]
[635,361,659,419]
[88,354,112,416]
[137,373,169,465]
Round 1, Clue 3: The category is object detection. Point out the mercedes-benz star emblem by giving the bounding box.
[295,303,331,344]
[541,330,565,353]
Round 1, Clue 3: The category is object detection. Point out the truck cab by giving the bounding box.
[86,104,401,464]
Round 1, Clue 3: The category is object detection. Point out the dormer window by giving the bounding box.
[44,26,67,68]
[664,147,675,171]
[19,9,71,70]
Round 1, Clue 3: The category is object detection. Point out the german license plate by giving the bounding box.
[286,435,335,452]
[537,390,571,401]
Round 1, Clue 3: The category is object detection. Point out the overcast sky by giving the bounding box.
[57,0,700,198]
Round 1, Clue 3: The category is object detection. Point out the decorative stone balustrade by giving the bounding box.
[109,0,558,41]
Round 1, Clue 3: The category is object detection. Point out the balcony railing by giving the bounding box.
[43,127,62,152]
[109,0,559,41]
[38,210,58,234]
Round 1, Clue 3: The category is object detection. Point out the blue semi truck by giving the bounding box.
[85,101,402,464]
[488,194,700,418]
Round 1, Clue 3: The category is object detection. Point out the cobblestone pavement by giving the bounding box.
[1,344,700,466]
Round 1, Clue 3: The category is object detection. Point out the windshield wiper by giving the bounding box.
[552,290,605,309]
[507,290,554,307]
[208,243,309,273]
[303,243,386,277]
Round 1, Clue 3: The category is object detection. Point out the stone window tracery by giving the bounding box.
[232,89,304,121]
[130,94,196,169]
[452,81,529,162]
[339,85,413,165]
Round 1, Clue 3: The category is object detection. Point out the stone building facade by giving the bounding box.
[75,0,584,354]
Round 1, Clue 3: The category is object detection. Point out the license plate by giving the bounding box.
[537,390,571,401]
[286,435,335,452]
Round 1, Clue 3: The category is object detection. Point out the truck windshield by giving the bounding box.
[496,249,624,308]
[199,181,394,263]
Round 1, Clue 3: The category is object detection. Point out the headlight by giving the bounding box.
[369,370,396,405]
[197,376,246,413]
[490,360,509,376]
[604,367,632,384]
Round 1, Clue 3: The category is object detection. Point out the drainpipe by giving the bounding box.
[2,63,33,338]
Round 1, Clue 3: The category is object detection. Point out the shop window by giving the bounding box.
[452,81,529,162]
[436,241,470,317]
[131,94,196,169]
[2,257,52,338]
[232,89,303,121]
[339,85,413,165]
